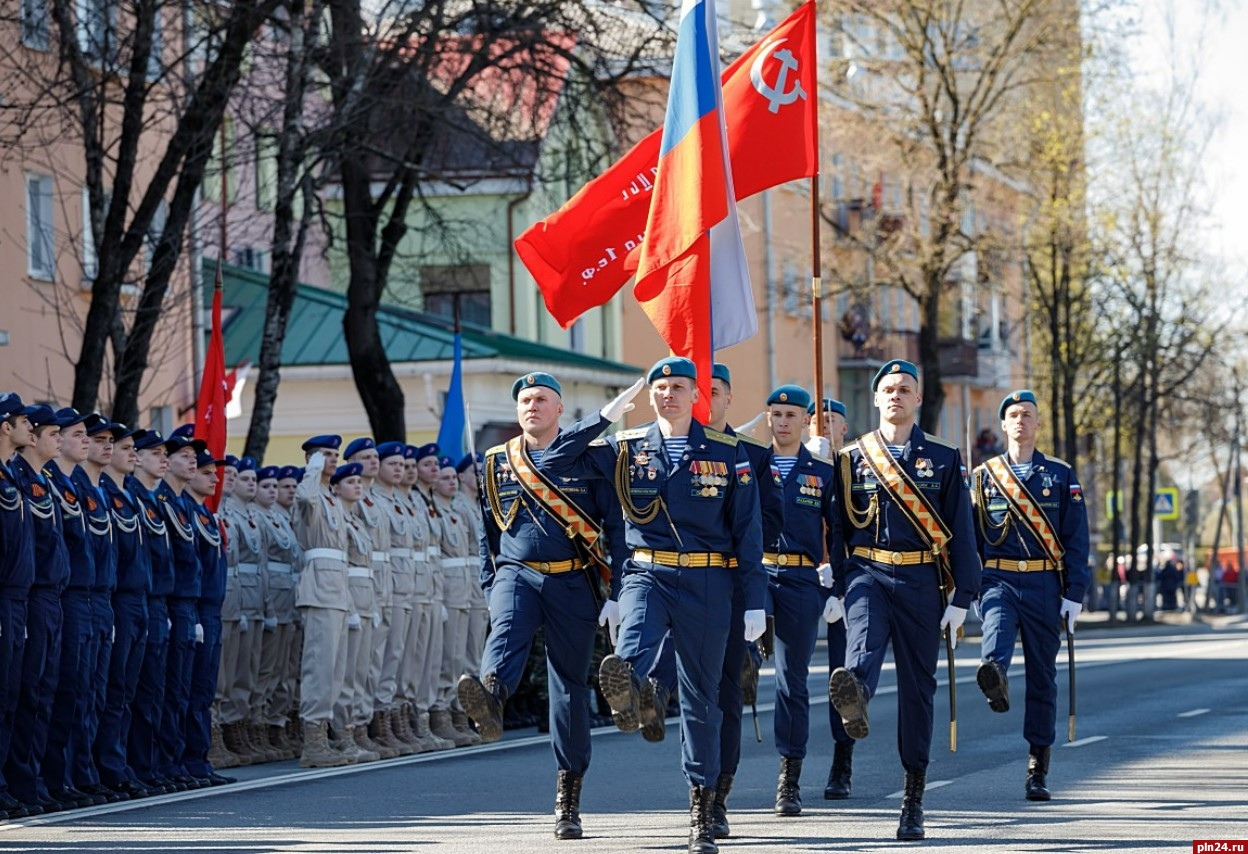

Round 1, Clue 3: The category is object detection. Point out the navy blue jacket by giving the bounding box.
[0,458,34,597]
[730,428,783,549]
[972,450,1090,603]
[833,425,980,608]
[104,474,151,595]
[10,455,69,592]
[541,413,766,612]
[770,445,840,586]
[45,463,95,591]
[72,466,116,595]
[156,481,201,599]
[478,437,629,598]
[127,475,174,597]
[191,500,227,609]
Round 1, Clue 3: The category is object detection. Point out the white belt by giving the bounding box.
[370,551,390,563]
[305,548,346,562]
[268,562,293,575]
[348,566,372,578]
[238,563,261,575]
[443,557,474,569]
[391,548,413,559]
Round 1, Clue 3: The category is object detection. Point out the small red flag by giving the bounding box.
[194,281,228,510]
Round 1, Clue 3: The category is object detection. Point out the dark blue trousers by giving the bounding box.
[617,562,733,788]
[129,597,168,783]
[72,595,113,787]
[0,596,27,800]
[45,589,94,795]
[96,592,147,785]
[184,607,222,778]
[770,572,824,759]
[159,597,198,778]
[826,613,850,744]
[5,589,62,804]
[980,569,1063,748]
[483,567,599,775]
[843,562,941,773]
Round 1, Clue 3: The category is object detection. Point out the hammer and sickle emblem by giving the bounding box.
[751,38,806,114]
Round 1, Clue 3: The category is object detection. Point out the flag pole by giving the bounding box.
[810,175,825,438]
[210,117,229,510]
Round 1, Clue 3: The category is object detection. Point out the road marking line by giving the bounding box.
[1178,708,1211,718]
[1063,735,1108,748]
[887,779,953,799]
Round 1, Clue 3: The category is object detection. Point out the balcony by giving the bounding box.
[937,338,978,378]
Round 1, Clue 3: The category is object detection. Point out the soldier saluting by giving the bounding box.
[971,390,1089,800]
[827,360,980,841]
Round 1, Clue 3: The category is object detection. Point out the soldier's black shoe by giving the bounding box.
[599,655,642,733]
[457,673,507,743]
[824,740,854,799]
[105,780,147,800]
[896,770,926,841]
[554,769,584,840]
[51,788,93,810]
[709,773,733,839]
[828,667,870,739]
[775,757,803,816]
[741,651,760,707]
[688,784,719,854]
[206,772,236,786]
[640,678,669,743]
[80,782,123,803]
[1026,745,1052,801]
[977,660,1010,713]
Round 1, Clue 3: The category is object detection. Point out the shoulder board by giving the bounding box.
[737,433,767,448]
[615,428,648,440]
[588,438,608,447]
[1043,455,1071,469]
[922,432,958,450]
[485,444,506,457]
[703,428,738,447]
[810,453,833,466]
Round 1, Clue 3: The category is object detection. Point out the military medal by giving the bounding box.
[635,451,649,467]
[647,468,656,480]
[915,457,934,478]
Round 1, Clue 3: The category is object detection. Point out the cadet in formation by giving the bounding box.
[827,360,980,841]
[458,372,628,839]
[971,390,1089,800]
[542,358,766,854]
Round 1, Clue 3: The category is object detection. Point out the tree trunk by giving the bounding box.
[917,286,945,434]
[1109,350,1123,624]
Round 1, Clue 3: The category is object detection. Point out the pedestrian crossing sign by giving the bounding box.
[1153,488,1179,520]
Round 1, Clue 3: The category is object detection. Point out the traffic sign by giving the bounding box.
[1153,487,1179,520]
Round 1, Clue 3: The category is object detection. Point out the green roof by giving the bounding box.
[210,261,638,373]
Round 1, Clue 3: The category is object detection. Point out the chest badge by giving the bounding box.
[915,457,934,478]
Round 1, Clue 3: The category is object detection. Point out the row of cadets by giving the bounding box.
[255,465,303,754]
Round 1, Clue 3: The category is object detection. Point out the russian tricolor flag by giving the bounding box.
[633,0,755,421]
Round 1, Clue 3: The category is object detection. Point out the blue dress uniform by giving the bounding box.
[97,466,151,794]
[0,394,37,816]
[5,419,71,809]
[542,360,765,817]
[184,470,228,781]
[972,390,1089,800]
[126,438,176,790]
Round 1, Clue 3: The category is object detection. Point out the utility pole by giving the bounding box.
[1237,372,1247,614]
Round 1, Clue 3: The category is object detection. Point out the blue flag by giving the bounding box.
[436,332,467,460]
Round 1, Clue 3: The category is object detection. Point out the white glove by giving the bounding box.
[1060,599,1082,633]
[263,615,277,631]
[347,613,362,630]
[601,377,647,422]
[167,618,172,632]
[822,596,845,624]
[597,599,620,646]
[742,609,767,642]
[440,605,449,623]
[110,626,115,643]
[371,611,382,629]
[194,623,204,644]
[239,614,249,632]
[973,599,982,621]
[939,604,968,649]
[816,562,834,589]
[804,435,830,457]
[306,451,326,477]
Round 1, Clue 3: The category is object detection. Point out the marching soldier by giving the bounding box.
[971,390,1089,800]
[541,358,766,854]
[457,372,628,840]
[253,466,301,758]
[827,360,980,841]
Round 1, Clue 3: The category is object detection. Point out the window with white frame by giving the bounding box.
[76,0,115,62]
[26,173,55,280]
[21,0,49,50]
[82,186,97,280]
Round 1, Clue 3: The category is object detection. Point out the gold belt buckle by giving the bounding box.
[678,553,691,567]
[1017,560,1028,572]
[778,554,789,567]
[891,551,903,565]
[539,562,551,573]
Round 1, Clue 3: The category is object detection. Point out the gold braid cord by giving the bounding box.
[840,453,877,531]
[614,442,661,525]
[973,468,1012,547]
[484,455,520,532]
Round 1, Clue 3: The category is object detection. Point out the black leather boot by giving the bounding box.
[828,667,870,739]
[688,785,719,854]
[896,769,926,840]
[640,678,669,743]
[976,659,1010,712]
[599,655,642,733]
[1025,745,1051,801]
[775,756,803,816]
[456,672,508,743]
[823,740,853,800]
[554,769,584,839]
[709,773,733,839]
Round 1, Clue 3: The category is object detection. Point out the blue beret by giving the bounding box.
[27,404,59,428]
[54,407,90,428]
[807,398,847,418]
[647,357,696,384]
[224,455,240,469]
[376,441,406,461]
[0,393,38,421]
[511,372,562,400]
[330,461,363,485]
[999,389,1039,420]
[301,434,342,452]
[712,363,731,386]
[171,424,195,440]
[872,359,919,391]
[257,466,280,482]
[278,465,300,481]
[237,456,258,473]
[403,445,419,460]
[456,452,483,473]
[767,385,811,409]
[344,437,376,459]
[415,443,440,461]
[437,455,456,469]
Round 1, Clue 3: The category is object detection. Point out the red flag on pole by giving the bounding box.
[515,0,819,330]
[195,271,229,510]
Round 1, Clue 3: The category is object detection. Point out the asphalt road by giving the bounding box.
[2,616,1245,854]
